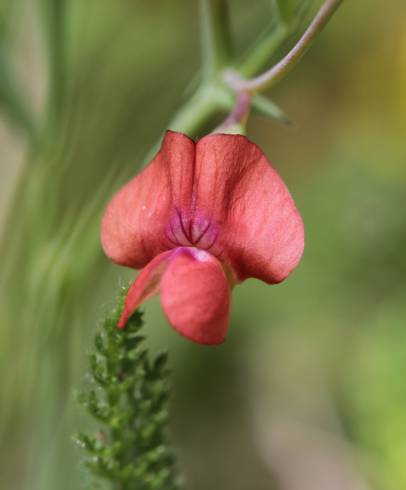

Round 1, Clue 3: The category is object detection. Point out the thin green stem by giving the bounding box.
[199,0,233,79]
[225,0,343,93]
[214,91,251,134]
[168,86,219,134]
[41,0,67,129]
[239,23,288,78]
[136,85,221,169]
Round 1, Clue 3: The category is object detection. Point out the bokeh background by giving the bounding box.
[1,1,406,489]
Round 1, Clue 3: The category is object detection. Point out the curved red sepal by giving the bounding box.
[117,251,173,328]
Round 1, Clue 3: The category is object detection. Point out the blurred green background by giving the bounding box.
[1,1,406,489]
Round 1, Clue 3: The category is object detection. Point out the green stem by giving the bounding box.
[138,83,226,168]
[227,0,343,93]
[214,91,251,134]
[168,85,220,134]
[239,24,288,78]
[41,0,68,129]
[199,0,233,79]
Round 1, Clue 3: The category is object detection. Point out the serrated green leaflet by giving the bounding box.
[76,288,182,490]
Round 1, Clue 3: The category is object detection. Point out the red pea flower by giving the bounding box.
[101,131,304,345]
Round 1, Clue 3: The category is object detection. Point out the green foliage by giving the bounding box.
[0,2,36,137]
[0,48,36,136]
[252,93,291,124]
[273,0,312,27]
[40,0,68,125]
[76,289,182,490]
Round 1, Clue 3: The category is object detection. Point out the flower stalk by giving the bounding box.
[223,0,344,94]
[214,91,251,134]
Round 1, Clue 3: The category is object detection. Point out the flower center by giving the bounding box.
[165,210,220,255]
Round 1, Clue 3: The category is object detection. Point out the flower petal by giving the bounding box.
[101,131,195,269]
[194,133,304,284]
[102,130,304,285]
[160,248,230,345]
[118,250,173,328]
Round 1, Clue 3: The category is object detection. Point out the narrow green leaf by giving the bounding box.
[40,0,68,125]
[252,93,292,124]
[200,0,233,79]
[0,49,36,136]
[273,0,312,26]
[239,0,313,77]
